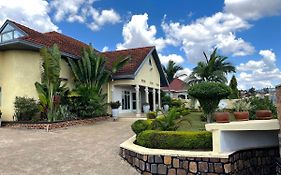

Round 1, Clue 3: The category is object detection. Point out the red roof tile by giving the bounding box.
[162,78,187,92]
[102,46,154,76]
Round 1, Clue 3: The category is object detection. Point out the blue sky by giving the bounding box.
[1,0,281,89]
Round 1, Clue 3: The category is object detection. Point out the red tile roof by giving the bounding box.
[102,46,154,76]
[5,20,155,77]
[162,78,187,92]
[10,20,88,57]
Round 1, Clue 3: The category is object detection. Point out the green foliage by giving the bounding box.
[233,100,251,112]
[187,48,235,85]
[136,130,212,150]
[170,98,184,108]
[163,60,183,83]
[162,95,172,106]
[131,119,153,135]
[170,106,190,117]
[146,111,157,119]
[109,101,121,109]
[35,44,68,122]
[188,82,231,123]
[57,105,76,121]
[200,114,207,122]
[248,96,277,119]
[229,75,239,99]
[14,97,39,121]
[68,86,107,118]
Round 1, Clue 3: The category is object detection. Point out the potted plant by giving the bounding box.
[214,108,230,123]
[142,102,150,113]
[163,103,169,112]
[109,101,121,121]
[233,100,250,121]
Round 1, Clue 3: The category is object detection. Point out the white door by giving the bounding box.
[121,90,131,112]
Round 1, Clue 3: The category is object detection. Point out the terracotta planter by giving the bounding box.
[234,112,249,121]
[255,110,272,120]
[214,112,230,123]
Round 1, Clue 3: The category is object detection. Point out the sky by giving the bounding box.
[1,0,281,90]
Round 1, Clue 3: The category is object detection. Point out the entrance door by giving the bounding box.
[122,90,131,112]
[132,92,136,111]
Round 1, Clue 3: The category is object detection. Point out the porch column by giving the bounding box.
[135,85,141,117]
[152,88,156,111]
[111,85,115,101]
[145,87,149,103]
[157,89,161,109]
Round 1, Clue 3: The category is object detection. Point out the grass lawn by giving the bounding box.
[177,112,235,131]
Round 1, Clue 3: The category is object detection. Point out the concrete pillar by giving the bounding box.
[111,85,115,101]
[152,88,156,111]
[157,89,161,109]
[145,86,149,103]
[276,85,281,156]
[135,85,141,117]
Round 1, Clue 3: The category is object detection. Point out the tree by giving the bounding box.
[35,44,68,122]
[187,48,235,85]
[248,87,256,96]
[163,60,183,83]
[188,82,231,123]
[229,75,239,99]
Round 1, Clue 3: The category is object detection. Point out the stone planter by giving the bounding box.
[214,112,230,123]
[256,110,272,120]
[143,105,150,113]
[234,111,249,121]
[163,105,169,112]
[112,109,119,120]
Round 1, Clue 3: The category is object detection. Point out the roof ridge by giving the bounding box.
[44,31,88,46]
[103,46,155,53]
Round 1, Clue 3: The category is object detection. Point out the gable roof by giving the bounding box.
[162,78,187,92]
[0,19,168,86]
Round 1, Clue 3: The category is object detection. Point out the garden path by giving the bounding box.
[0,118,139,175]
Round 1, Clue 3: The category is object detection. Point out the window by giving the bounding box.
[0,24,24,43]
[122,91,130,110]
[148,58,152,66]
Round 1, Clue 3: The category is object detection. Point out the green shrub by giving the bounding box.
[200,114,207,122]
[162,95,172,106]
[248,96,277,119]
[136,130,212,150]
[151,109,180,131]
[14,96,39,121]
[170,106,190,117]
[170,99,183,108]
[146,111,157,119]
[131,120,153,135]
[188,82,231,123]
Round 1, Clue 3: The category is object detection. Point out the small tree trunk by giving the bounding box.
[206,113,212,123]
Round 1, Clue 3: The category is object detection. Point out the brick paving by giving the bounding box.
[0,118,139,175]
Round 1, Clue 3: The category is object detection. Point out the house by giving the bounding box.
[161,78,188,99]
[0,19,168,121]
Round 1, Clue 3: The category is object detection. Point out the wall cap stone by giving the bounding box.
[120,136,231,158]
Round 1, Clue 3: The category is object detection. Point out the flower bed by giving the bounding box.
[2,116,110,130]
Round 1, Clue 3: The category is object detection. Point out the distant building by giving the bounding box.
[161,78,188,99]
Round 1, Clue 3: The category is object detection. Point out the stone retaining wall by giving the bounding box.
[120,147,279,175]
[2,116,110,130]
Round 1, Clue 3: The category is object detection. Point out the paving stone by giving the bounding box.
[151,164,157,174]
[155,155,163,163]
[173,158,180,168]
[142,172,152,175]
[158,164,167,174]
[183,160,189,169]
[168,168,176,175]
[177,169,186,175]
[148,155,154,163]
[139,160,145,171]
[164,156,172,165]
[189,162,197,173]
[214,163,223,173]
[224,163,231,173]
[198,161,208,172]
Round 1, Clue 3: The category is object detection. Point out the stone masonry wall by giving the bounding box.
[120,147,279,175]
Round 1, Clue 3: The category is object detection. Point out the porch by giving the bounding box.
[111,84,161,117]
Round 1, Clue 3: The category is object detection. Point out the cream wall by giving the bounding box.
[0,50,74,121]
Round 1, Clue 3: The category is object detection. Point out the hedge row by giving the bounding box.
[136,130,212,150]
[131,119,153,135]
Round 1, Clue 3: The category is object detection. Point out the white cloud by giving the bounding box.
[237,50,281,89]
[176,68,192,80]
[116,13,174,51]
[162,12,254,63]
[224,0,281,20]
[159,53,184,65]
[102,46,109,52]
[50,0,120,31]
[0,0,59,32]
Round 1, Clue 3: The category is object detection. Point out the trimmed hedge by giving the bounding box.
[136,130,212,150]
[131,120,153,135]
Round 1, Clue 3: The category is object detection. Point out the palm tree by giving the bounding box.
[163,60,183,83]
[187,48,235,85]
[68,45,130,92]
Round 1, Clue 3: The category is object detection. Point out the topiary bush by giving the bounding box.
[136,130,212,150]
[188,82,231,123]
[131,119,153,135]
[14,96,40,121]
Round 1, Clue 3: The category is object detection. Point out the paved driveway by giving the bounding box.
[0,118,139,175]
